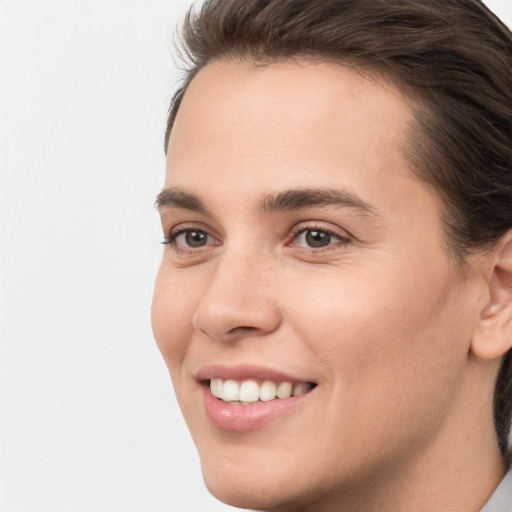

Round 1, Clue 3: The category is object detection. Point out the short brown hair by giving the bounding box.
[165,0,512,452]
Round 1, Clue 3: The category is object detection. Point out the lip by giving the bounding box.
[197,364,316,431]
[202,386,311,431]
[196,363,314,383]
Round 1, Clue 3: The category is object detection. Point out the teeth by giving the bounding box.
[210,378,223,398]
[293,382,309,396]
[239,380,260,402]
[209,378,313,403]
[259,380,277,402]
[222,380,240,402]
[276,382,293,399]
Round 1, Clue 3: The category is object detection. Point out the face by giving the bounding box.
[152,60,484,511]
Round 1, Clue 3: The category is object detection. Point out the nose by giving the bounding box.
[192,250,281,343]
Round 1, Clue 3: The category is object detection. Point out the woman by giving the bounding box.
[152,0,512,510]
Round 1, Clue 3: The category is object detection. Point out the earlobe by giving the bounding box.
[471,233,512,360]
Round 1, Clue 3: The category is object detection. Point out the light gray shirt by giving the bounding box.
[481,466,512,512]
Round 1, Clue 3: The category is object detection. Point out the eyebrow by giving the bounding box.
[155,187,209,214]
[156,186,375,216]
[259,188,375,215]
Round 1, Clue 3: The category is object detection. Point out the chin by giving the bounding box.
[205,481,280,511]
[204,476,299,512]
[199,448,323,512]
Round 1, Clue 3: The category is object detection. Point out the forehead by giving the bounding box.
[165,59,429,217]
[168,59,413,169]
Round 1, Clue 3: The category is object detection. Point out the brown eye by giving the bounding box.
[184,230,209,247]
[304,230,332,248]
[165,229,217,250]
[293,228,341,249]
[290,226,351,251]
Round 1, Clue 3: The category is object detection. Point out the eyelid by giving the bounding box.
[287,221,353,246]
[161,220,353,255]
[162,222,221,251]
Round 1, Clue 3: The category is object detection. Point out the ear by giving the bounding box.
[471,232,512,360]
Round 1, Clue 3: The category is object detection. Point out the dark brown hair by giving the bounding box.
[165,0,512,452]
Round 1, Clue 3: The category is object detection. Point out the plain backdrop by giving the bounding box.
[0,1,511,511]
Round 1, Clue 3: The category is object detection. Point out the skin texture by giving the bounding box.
[152,60,508,511]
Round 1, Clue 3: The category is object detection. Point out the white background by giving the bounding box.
[1,1,511,511]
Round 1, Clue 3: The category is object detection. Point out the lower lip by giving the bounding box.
[202,386,310,431]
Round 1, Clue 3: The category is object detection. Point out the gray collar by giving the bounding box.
[480,465,512,512]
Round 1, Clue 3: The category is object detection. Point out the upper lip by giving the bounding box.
[196,364,316,384]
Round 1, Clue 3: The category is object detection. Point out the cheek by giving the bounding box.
[151,265,196,373]
[287,263,471,415]
[274,267,474,475]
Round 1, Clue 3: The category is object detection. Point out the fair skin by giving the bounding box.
[152,59,511,511]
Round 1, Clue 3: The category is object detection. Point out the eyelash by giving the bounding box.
[162,223,352,253]
[287,224,351,250]
[162,227,216,249]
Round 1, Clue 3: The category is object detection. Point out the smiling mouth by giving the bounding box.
[207,378,317,404]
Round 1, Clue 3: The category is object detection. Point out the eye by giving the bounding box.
[163,228,218,250]
[297,229,336,248]
[290,226,349,250]
[177,230,210,248]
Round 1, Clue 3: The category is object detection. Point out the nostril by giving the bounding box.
[193,294,282,342]
[198,325,257,340]
[224,325,260,336]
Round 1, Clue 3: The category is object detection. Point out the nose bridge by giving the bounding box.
[192,242,280,341]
